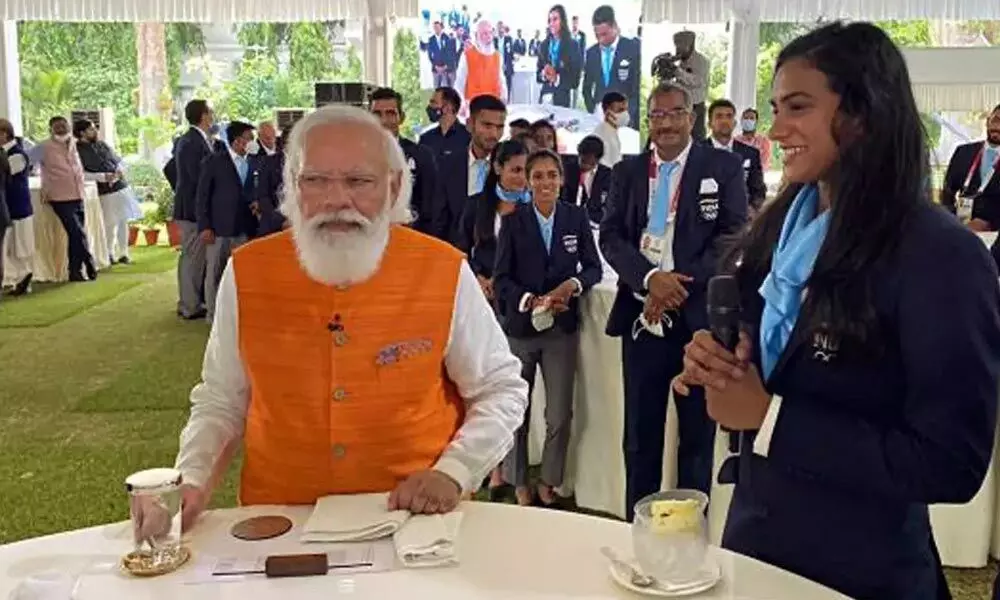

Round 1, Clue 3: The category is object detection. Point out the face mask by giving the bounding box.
[496,184,530,204]
[531,304,555,332]
[208,123,221,136]
[613,111,630,128]
[426,107,442,123]
[741,119,756,133]
[631,311,673,341]
[245,140,260,155]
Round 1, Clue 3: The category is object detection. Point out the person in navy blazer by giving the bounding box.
[704,98,767,211]
[582,5,641,128]
[561,135,612,225]
[456,139,529,304]
[494,149,602,507]
[940,104,1000,229]
[600,82,748,520]
[536,5,582,107]
[674,23,1000,600]
[195,121,258,322]
[422,22,457,88]
[436,94,507,245]
[252,145,286,237]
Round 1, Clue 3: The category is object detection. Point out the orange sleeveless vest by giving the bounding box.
[232,226,466,505]
[464,47,502,101]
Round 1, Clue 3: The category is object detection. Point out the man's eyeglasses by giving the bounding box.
[649,108,691,122]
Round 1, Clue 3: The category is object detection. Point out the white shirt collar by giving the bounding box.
[711,136,734,152]
[651,138,693,172]
[261,143,277,156]
[2,139,15,152]
[229,147,246,167]
[469,148,488,166]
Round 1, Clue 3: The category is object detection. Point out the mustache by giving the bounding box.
[306,210,373,230]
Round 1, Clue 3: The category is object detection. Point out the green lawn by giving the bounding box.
[0,248,994,598]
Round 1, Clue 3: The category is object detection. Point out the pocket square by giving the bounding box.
[376,339,433,366]
[699,178,719,194]
[742,158,751,168]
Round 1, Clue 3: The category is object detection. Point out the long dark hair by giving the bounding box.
[475,139,529,244]
[730,22,929,354]
[547,4,573,64]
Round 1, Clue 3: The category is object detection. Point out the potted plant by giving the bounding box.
[128,222,140,246]
[152,179,181,247]
[142,190,172,247]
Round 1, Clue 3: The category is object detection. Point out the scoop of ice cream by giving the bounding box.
[649,498,702,534]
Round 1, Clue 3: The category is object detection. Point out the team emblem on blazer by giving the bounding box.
[811,330,839,363]
[562,234,578,254]
[698,197,719,222]
[376,339,432,366]
[407,157,416,172]
[617,59,630,82]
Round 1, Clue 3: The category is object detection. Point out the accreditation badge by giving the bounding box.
[639,231,665,265]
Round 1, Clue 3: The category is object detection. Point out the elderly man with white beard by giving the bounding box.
[454,19,507,114]
[167,105,529,530]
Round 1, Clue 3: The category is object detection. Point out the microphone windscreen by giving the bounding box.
[707,275,739,312]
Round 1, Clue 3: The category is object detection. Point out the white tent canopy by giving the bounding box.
[0,0,418,21]
[642,0,1000,25]
[903,47,1000,112]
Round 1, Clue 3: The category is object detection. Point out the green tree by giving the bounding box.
[289,23,333,81]
[392,28,431,140]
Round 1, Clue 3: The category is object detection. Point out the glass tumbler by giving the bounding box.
[632,489,709,584]
[125,467,184,568]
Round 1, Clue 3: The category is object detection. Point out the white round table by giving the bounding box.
[0,502,850,599]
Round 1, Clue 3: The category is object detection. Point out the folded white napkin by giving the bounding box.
[300,493,409,543]
[393,511,463,568]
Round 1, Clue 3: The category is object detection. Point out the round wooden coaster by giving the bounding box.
[230,515,293,541]
[120,546,191,577]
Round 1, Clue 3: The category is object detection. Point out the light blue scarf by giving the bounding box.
[758,184,831,380]
[496,184,531,204]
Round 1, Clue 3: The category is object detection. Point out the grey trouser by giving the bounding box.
[433,69,455,88]
[205,235,246,321]
[176,219,206,317]
[501,328,579,487]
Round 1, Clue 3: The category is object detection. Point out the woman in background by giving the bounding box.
[535,4,581,107]
[530,120,558,153]
[0,149,10,302]
[457,139,530,501]
[674,22,1000,600]
[494,149,602,506]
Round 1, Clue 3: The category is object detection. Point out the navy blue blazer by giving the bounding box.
[536,37,582,99]
[494,202,602,338]
[436,149,472,245]
[253,152,286,237]
[195,149,257,238]
[422,34,456,69]
[172,127,215,222]
[942,141,1000,218]
[722,202,1000,600]
[562,159,612,225]
[399,137,438,237]
[581,36,642,127]
[702,138,767,210]
[599,144,748,335]
[456,191,500,278]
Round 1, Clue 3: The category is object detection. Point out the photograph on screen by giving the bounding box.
[415,0,642,154]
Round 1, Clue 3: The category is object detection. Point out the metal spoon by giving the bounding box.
[600,546,656,588]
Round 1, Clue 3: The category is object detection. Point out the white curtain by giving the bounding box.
[642,0,1000,25]
[2,0,419,21]
[904,47,1000,112]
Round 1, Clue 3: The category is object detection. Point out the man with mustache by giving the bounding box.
[163,105,528,527]
[942,104,1000,231]
[600,83,748,519]
[454,19,507,114]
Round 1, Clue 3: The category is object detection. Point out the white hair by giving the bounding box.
[282,104,413,225]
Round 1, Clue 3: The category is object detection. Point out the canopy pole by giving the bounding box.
[0,21,22,135]
[724,0,761,115]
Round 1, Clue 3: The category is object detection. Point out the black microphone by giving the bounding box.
[707,275,740,351]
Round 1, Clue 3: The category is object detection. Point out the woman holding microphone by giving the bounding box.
[494,149,602,506]
[674,22,1000,600]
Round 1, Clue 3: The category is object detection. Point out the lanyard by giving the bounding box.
[962,144,1000,194]
[648,155,683,215]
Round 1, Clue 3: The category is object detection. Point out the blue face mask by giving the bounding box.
[208,123,221,136]
[741,119,757,133]
[496,184,530,204]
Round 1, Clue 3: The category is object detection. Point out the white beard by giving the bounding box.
[281,192,392,287]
